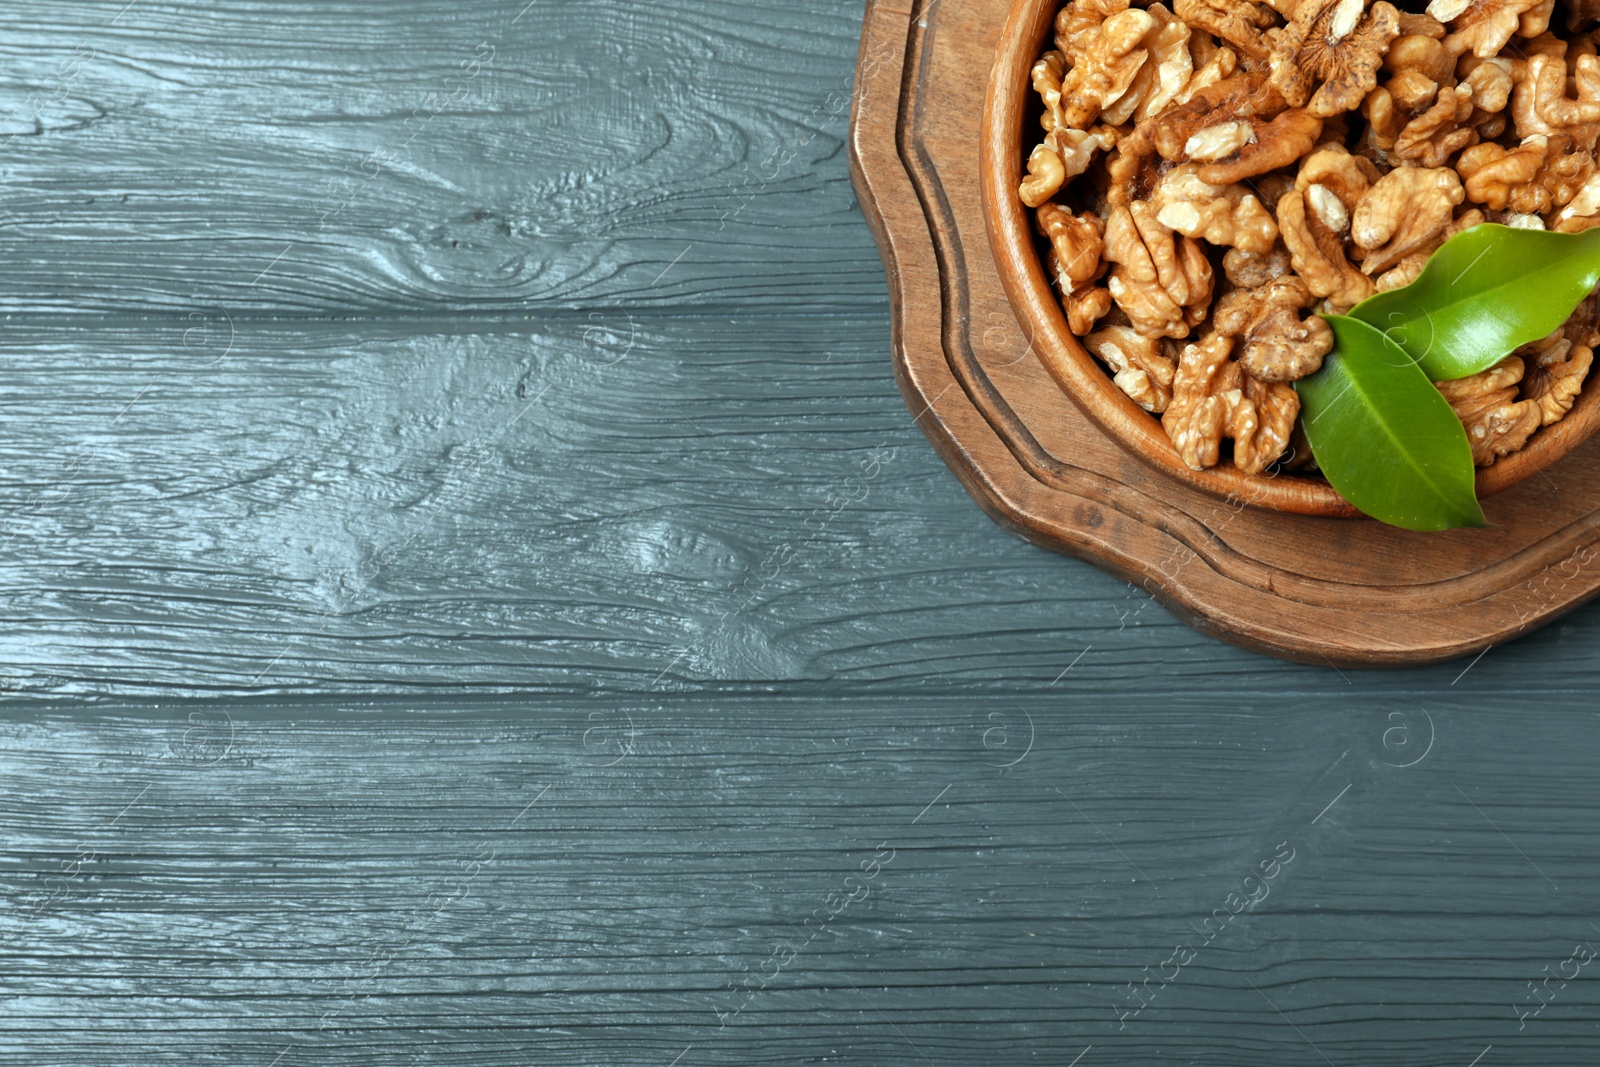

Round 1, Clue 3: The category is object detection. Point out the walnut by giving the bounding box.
[1365,45,1505,162]
[1161,333,1250,467]
[1174,0,1278,60]
[1364,57,1486,155]
[1385,33,1456,85]
[1059,7,1158,129]
[1103,201,1216,336]
[1515,28,1574,61]
[1399,11,1449,36]
[1237,374,1302,473]
[1372,207,1486,288]
[1533,134,1598,208]
[1460,132,1596,213]
[1554,170,1600,228]
[1174,39,1240,106]
[1430,0,1549,58]
[1276,144,1379,309]
[1213,274,1335,380]
[1514,52,1600,136]
[1277,194,1365,307]
[1435,356,1543,464]
[1458,135,1549,208]
[1149,164,1280,251]
[1554,213,1600,232]
[1184,119,1257,161]
[1021,145,1067,207]
[1363,75,1440,151]
[1031,49,1127,188]
[1021,127,1115,208]
[1148,73,1285,159]
[1361,86,1410,150]
[1222,243,1294,286]
[1038,203,1106,289]
[1519,334,1593,423]
[1060,127,1117,176]
[1102,128,1160,210]
[1161,332,1299,472]
[1392,83,1479,165]
[1107,244,1203,334]
[1374,251,1430,289]
[1350,165,1465,274]
[1056,0,1133,54]
[1520,0,1557,37]
[1269,0,1402,118]
[1103,4,1195,125]
[1085,325,1179,410]
[1436,352,1526,397]
[1390,68,1445,114]
[1195,108,1324,183]
[1033,50,1070,134]
[1065,283,1116,333]
[1040,205,1112,334]
[1148,75,1323,184]
[1462,55,1514,111]
[1189,25,1229,68]
[1299,140,1383,206]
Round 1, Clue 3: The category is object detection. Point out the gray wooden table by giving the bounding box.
[1,1,1596,1064]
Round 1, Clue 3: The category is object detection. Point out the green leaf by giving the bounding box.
[1295,315,1486,532]
[1348,224,1600,381]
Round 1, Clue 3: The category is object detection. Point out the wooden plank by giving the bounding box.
[0,314,1136,697]
[6,312,1600,700]
[0,701,1596,1064]
[7,314,1598,700]
[0,0,883,316]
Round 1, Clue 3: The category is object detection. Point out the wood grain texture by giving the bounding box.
[0,0,883,316]
[849,0,1600,664]
[11,310,1600,700]
[2,701,1600,1065]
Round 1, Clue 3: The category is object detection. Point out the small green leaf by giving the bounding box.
[1348,224,1600,381]
[1296,315,1486,532]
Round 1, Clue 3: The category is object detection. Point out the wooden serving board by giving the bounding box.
[847,0,1600,666]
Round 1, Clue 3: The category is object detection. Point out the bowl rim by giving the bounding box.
[978,0,1600,518]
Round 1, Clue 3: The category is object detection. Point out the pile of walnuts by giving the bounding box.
[1022,0,1600,474]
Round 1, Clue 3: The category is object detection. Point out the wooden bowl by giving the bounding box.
[979,0,1600,517]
